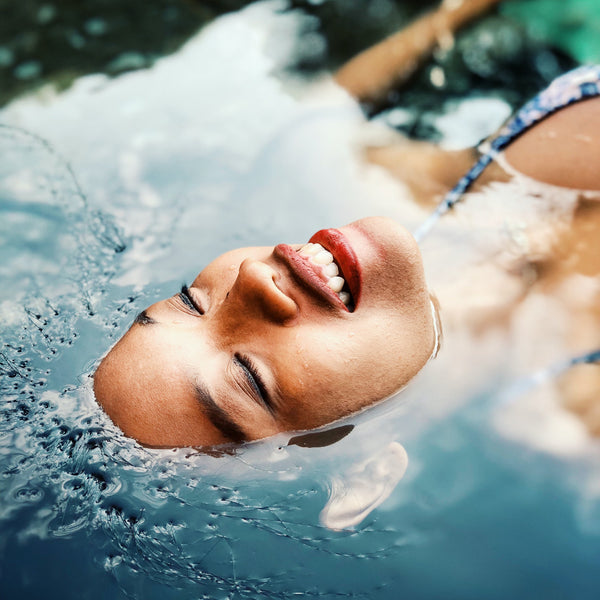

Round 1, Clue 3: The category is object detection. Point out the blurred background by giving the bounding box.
[2,0,599,116]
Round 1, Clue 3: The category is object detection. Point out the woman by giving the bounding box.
[94,0,600,446]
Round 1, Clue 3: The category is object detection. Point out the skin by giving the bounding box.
[96,1,600,443]
[94,217,436,448]
[371,99,600,437]
[504,96,600,192]
[335,0,502,105]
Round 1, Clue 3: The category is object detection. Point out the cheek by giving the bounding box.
[293,330,371,393]
[331,315,428,394]
[376,253,426,307]
[272,321,423,428]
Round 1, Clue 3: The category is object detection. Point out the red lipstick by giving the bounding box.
[273,229,362,312]
[309,228,362,308]
[273,244,347,311]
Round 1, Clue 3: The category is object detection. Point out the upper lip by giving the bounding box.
[273,228,361,312]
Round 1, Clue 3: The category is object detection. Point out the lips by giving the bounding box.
[273,228,362,312]
[309,228,361,307]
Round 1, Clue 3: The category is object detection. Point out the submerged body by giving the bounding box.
[369,66,600,435]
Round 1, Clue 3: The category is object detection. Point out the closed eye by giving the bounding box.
[178,284,204,315]
[234,353,274,414]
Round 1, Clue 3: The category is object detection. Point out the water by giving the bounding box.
[1,3,600,599]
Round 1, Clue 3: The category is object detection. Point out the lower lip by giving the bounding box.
[274,239,357,312]
[309,228,361,307]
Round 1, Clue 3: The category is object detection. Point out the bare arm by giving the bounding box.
[335,0,503,104]
[335,0,504,200]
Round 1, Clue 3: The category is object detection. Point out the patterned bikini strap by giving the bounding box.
[414,64,600,242]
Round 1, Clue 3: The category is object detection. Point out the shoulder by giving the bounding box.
[504,96,600,191]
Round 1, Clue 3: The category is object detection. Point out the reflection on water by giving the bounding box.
[1,2,600,599]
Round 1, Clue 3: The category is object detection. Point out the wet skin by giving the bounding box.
[93,217,435,448]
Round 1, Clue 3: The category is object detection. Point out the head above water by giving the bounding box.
[93,217,436,448]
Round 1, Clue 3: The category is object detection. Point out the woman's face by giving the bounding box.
[93,217,435,447]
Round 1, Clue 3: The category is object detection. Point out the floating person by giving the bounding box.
[93,0,600,447]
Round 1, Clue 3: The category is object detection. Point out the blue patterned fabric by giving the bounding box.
[414,64,600,241]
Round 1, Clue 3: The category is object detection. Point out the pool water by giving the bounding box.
[1,3,600,599]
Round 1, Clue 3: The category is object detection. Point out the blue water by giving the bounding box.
[1,3,599,599]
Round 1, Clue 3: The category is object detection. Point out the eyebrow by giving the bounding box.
[193,382,247,443]
[135,302,247,443]
[133,310,156,326]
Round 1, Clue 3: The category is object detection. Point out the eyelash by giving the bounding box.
[177,286,271,412]
[234,353,272,412]
[178,284,204,315]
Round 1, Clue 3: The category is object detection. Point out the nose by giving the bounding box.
[227,259,298,324]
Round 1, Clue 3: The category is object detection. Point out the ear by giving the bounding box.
[320,441,409,530]
[288,424,354,448]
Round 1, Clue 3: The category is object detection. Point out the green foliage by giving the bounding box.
[501,0,600,63]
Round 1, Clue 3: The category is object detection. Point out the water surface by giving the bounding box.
[1,3,599,599]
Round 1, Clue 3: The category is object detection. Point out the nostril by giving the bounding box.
[235,259,298,323]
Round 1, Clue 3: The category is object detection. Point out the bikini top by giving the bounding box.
[414,64,600,242]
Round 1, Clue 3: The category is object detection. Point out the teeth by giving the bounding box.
[339,291,350,306]
[323,263,339,277]
[299,243,321,256]
[297,241,353,309]
[313,250,333,265]
[327,276,345,293]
